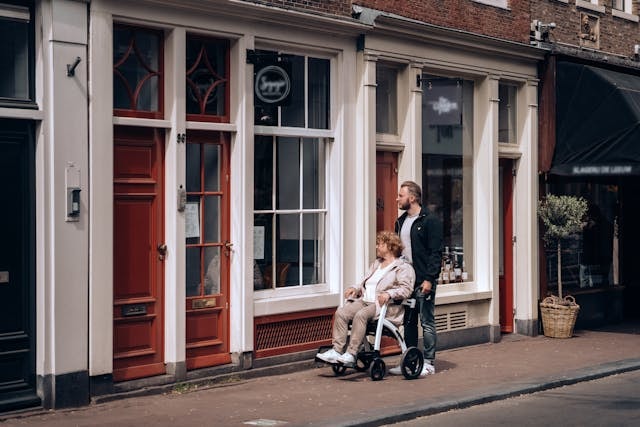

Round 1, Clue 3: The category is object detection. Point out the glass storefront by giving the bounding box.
[421,76,474,283]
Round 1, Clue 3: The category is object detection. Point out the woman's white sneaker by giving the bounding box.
[316,348,341,363]
[336,352,355,366]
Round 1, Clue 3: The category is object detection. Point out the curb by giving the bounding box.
[323,358,640,427]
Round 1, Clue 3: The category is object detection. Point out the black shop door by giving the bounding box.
[0,120,39,411]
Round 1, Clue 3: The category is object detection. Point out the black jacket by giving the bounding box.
[395,207,443,290]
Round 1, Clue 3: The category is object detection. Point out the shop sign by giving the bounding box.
[572,165,634,175]
[255,64,291,105]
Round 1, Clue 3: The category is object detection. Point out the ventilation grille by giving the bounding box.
[435,310,468,332]
[255,309,334,358]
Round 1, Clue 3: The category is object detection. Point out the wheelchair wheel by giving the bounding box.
[370,358,386,381]
[400,347,424,380]
[332,364,347,375]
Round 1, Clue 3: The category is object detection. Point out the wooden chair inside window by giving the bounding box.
[261,263,291,288]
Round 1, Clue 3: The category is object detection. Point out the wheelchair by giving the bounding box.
[315,299,424,381]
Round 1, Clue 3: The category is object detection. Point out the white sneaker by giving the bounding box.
[420,363,435,377]
[388,365,402,375]
[336,352,355,366]
[316,348,341,364]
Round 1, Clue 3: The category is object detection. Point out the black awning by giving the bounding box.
[551,62,640,176]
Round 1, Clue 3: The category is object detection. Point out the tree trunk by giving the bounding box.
[557,240,563,300]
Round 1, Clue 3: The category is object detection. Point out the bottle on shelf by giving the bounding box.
[461,260,468,282]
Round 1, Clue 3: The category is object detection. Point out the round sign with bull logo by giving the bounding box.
[255,64,291,105]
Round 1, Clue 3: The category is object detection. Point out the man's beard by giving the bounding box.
[398,201,410,210]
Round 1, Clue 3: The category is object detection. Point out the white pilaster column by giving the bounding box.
[164,27,187,378]
[87,0,113,380]
[514,79,540,334]
[476,75,500,333]
[39,0,90,408]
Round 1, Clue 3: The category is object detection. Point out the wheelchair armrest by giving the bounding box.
[401,298,417,309]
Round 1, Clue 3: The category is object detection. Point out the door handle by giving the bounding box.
[157,243,168,260]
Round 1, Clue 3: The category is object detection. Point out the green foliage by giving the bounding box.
[538,194,588,244]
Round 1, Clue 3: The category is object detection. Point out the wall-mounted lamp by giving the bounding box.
[530,20,556,45]
[66,56,81,77]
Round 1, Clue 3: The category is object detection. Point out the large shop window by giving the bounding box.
[546,180,619,291]
[253,50,331,293]
[253,136,326,290]
[113,24,163,118]
[0,2,33,105]
[422,76,474,282]
[186,35,229,122]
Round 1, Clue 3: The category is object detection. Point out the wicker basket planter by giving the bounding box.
[540,295,580,338]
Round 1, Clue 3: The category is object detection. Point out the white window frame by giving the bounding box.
[253,48,335,301]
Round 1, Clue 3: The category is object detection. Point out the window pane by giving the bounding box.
[204,246,220,295]
[186,246,201,297]
[376,64,397,134]
[186,37,228,117]
[0,17,29,100]
[308,57,330,129]
[113,26,160,112]
[281,55,305,127]
[185,195,200,245]
[186,143,200,192]
[204,196,220,243]
[253,49,279,126]
[276,137,300,210]
[302,213,325,285]
[276,214,299,287]
[204,144,220,192]
[254,136,273,210]
[254,213,273,290]
[302,138,324,209]
[422,76,474,282]
[498,83,517,143]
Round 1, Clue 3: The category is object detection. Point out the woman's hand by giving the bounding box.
[377,291,390,305]
[344,287,360,299]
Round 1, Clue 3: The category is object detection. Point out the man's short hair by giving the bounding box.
[400,180,422,205]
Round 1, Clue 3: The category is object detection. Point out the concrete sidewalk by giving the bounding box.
[2,322,639,426]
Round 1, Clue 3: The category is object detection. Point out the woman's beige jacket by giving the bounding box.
[351,258,415,326]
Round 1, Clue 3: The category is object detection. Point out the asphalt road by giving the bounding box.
[386,369,640,427]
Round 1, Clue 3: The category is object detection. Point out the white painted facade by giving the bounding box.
[0,0,542,408]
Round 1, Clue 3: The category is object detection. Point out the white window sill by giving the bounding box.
[472,0,508,9]
[612,9,639,22]
[436,282,493,305]
[575,0,605,14]
[0,107,44,120]
[254,290,339,317]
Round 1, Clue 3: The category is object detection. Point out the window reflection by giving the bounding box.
[422,76,474,282]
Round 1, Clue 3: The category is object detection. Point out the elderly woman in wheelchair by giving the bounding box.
[315,231,424,380]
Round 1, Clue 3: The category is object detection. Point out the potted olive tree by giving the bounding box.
[538,194,588,338]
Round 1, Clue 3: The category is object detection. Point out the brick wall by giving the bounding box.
[240,0,352,17]
[354,0,530,43]
[532,0,640,59]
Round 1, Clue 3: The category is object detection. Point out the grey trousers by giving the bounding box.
[332,300,376,356]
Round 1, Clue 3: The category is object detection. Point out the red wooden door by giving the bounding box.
[185,131,231,369]
[113,126,165,381]
[499,159,514,333]
[376,152,398,232]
